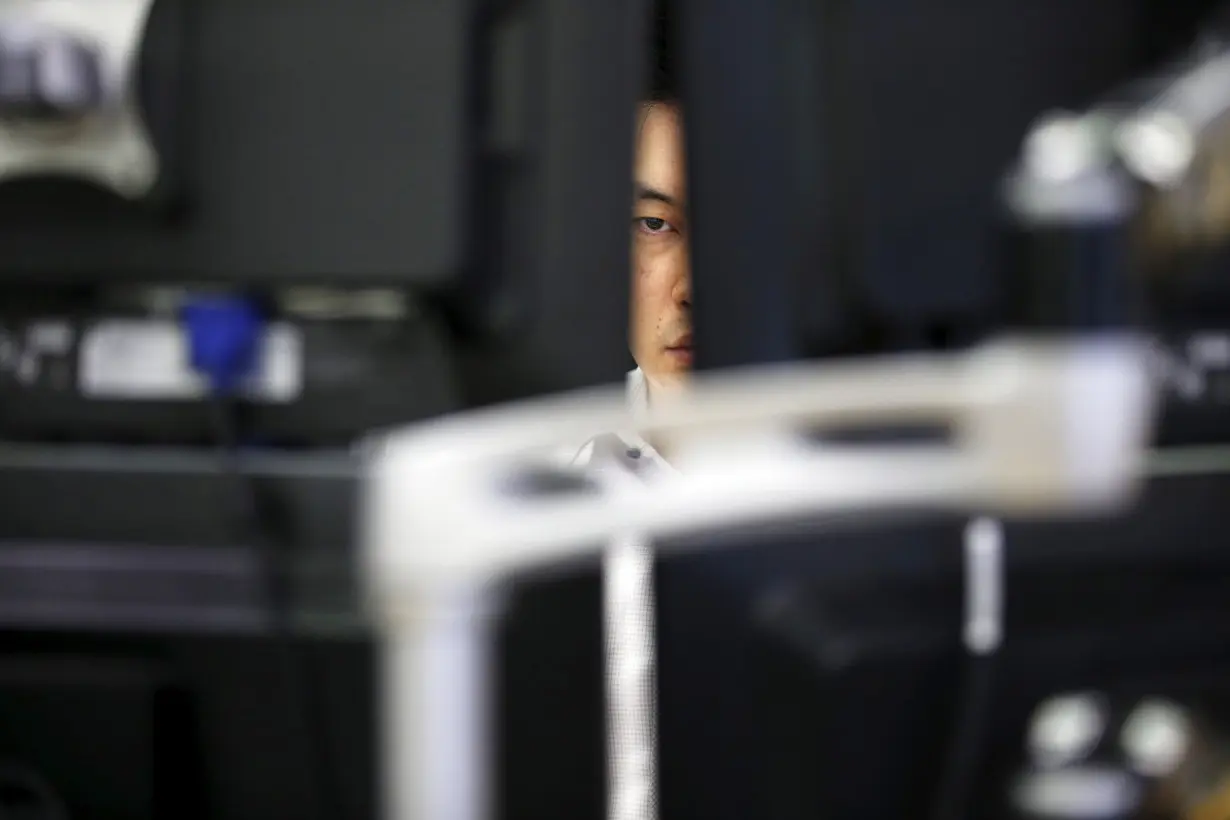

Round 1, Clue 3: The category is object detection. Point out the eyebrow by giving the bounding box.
[635,184,680,207]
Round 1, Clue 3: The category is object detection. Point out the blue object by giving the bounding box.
[182,297,264,394]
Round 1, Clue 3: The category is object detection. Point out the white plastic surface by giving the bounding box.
[367,336,1155,600]
[363,335,1157,820]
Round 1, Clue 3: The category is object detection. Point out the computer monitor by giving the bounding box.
[0,1,648,449]
[0,4,650,816]
[0,0,467,289]
[677,0,1223,369]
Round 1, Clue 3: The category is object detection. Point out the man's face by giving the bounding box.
[630,102,691,395]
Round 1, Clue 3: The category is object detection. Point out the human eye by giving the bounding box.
[634,216,675,235]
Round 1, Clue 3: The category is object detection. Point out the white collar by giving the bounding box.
[626,367,650,420]
[621,368,674,470]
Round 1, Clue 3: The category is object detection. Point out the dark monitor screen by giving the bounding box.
[498,465,1230,820]
[0,1,469,288]
[681,0,1223,369]
[0,1,648,449]
[739,468,1230,820]
[0,1,639,399]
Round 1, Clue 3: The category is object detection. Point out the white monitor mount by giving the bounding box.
[363,334,1156,820]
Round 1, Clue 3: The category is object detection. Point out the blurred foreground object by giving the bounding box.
[364,335,1156,820]
[7,1,1230,818]
[1006,30,1230,447]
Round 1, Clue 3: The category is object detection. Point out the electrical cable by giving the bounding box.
[929,518,1004,820]
[928,655,996,820]
[184,297,344,820]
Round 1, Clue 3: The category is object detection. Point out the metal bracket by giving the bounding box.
[0,0,159,198]
[366,336,1156,594]
[363,335,1157,820]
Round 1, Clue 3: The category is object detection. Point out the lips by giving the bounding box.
[665,334,694,365]
[666,333,693,352]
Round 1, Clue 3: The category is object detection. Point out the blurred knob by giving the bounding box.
[1003,113,1142,333]
[1029,694,1109,769]
[0,24,104,120]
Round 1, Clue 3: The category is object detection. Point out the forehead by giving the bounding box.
[635,103,686,201]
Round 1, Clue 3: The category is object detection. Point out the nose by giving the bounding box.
[672,270,691,307]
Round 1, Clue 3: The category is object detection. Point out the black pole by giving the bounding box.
[677,0,798,371]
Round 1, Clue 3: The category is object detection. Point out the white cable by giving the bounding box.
[605,530,657,820]
[605,368,659,820]
[963,517,1004,655]
[576,426,662,820]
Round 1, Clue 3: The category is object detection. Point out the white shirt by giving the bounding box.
[571,367,668,468]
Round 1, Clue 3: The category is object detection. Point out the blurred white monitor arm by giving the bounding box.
[362,334,1157,820]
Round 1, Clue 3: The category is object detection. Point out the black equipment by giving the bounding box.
[681,0,1230,450]
[6,0,1230,819]
[0,0,643,451]
[660,461,1230,820]
[682,0,1227,354]
[501,2,1230,819]
[499,460,1230,820]
[0,1,647,817]
[0,446,374,820]
[654,0,1230,817]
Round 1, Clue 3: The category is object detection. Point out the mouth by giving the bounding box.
[664,334,694,365]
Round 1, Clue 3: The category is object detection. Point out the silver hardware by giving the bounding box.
[964,517,1004,656]
[1028,694,1108,769]
[0,0,159,198]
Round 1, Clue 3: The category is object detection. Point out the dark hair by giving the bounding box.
[648,0,676,103]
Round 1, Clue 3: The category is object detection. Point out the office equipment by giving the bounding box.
[364,334,1156,819]
[645,4,1230,817]
[676,0,1230,453]
[3,2,1228,820]
[1002,19,1230,448]
[0,446,374,820]
[0,2,647,817]
[369,4,1230,820]
[676,0,1225,364]
[0,0,643,431]
[704,462,1230,820]
[0,290,465,445]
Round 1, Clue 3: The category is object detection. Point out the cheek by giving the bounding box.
[632,248,678,306]
[633,270,671,334]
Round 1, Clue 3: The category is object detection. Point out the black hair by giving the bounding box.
[648,0,676,103]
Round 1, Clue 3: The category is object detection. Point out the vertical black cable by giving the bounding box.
[208,397,344,820]
[677,0,796,371]
[928,655,996,820]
